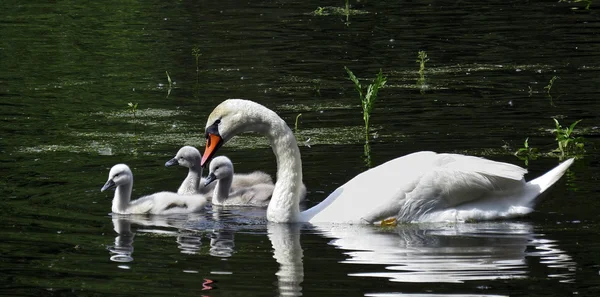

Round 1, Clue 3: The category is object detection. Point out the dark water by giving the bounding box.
[1,0,600,296]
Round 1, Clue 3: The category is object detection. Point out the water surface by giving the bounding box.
[1,1,600,296]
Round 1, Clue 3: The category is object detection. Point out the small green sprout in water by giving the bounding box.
[192,47,202,73]
[416,51,429,93]
[165,71,173,98]
[514,138,539,166]
[127,102,138,120]
[127,102,140,147]
[344,0,351,26]
[313,79,321,96]
[559,0,592,10]
[344,67,387,144]
[551,118,584,159]
[310,1,368,23]
[544,76,559,95]
[364,141,372,168]
[295,113,302,133]
[165,71,173,89]
[314,7,325,16]
[417,51,429,76]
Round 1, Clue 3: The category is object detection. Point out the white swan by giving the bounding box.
[200,99,574,224]
[101,164,208,215]
[165,146,214,196]
[205,156,275,207]
[165,146,275,197]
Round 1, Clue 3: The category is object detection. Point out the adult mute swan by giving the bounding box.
[165,146,274,197]
[205,156,275,207]
[200,99,574,224]
[101,164,208,215]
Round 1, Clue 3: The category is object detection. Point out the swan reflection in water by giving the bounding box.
[108,213,236,263]
[268,223,304,297]
[109,212,575,296]
[266,221,575,297]
[314,222,575,284]
[108,215,135,263]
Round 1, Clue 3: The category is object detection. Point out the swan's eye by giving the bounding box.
[215,119,221,125]
[114,173,120,178]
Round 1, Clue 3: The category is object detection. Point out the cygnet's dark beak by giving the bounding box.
[101,179,116,192]
[203,172,217,187]
[165,158,178,167]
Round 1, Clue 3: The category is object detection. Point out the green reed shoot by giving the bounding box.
[552,118,584,159]
[295,113,302,133]
[165,71,173,98]
[344,0,350,26]
[416,51,429,93]
[127,102,138,120]
[313,79,321,96]
[364,141,372,168]
[559,0,592,10]
[314,7,325,16]
[192,47,202,73]
[127,102,140,143]
[514,137,539,166]
[165,71,173,89]
[544,76,559,95]
[344,67,387,143]
[417,51,429,76]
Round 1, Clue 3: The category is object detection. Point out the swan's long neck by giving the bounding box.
[264,114,303,223]
[180,166,202,194]
[212,175,232,204]
[268,223,304,296]
[112,182,132,214]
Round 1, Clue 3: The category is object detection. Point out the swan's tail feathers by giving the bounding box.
[527,158,574,193]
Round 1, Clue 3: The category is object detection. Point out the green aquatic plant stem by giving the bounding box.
[544,76,559,95]
[127,102,139,145]
[127,102,138,121]
[313,7,325,15]
[165,71,173,89]
[192,47,202,73]
[514,137,539,166]
[552,118,584,159]
[345,0,350,26]
[559,0,592,10]
[295,113,302,133]
[417,51,429,76]
[416,51,429,93]
[344,67,387,143]
[364,141,372,168]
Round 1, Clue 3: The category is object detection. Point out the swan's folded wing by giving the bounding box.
[126,195,156,214]
[304,152,528,224]
[398,166,527,222]
[304,151,439,224]
[436,153,527,181]
[228,184,273,207]
[232,171,273,189]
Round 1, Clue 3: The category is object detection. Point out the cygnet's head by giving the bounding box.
[204,156,234,186]
[101,164,133,192]
[165,146,202,169]
[201,99,276,166]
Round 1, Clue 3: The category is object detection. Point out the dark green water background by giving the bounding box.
[1,1,600,296]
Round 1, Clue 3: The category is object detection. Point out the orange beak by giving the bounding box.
[201,133,223,167]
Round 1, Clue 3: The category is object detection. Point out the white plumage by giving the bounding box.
[166,146,275,198]
[201,99,574,224]
[101,164,208,215]
[205,156,275,207]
